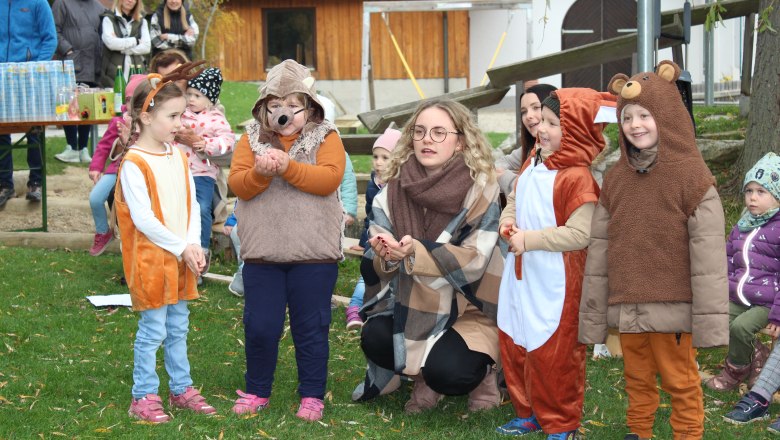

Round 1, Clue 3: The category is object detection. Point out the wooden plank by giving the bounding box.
[488,0,759,88]
[0,232,121,253]
[342,134,379,155]
[487,18,685,88]
[358,85,509,133]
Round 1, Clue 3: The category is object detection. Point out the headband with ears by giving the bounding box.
[140,61,208,113]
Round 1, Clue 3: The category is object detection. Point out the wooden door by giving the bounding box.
[561,0,636,91]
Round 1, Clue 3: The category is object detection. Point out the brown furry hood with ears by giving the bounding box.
[251,59,325,125]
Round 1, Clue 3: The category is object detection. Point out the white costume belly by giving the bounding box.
[497,162,566,351]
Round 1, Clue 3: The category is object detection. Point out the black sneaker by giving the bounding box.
[26,185,42,202]
[723,394,770,424]
[0,186,14,208]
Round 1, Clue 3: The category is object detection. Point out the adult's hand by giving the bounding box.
[175,128,203,146]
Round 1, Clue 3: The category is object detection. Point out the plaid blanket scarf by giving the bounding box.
[352,172,504,402]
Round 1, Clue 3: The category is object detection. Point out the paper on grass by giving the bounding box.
[86,294,132,307]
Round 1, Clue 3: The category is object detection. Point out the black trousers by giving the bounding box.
[361,315,493,396]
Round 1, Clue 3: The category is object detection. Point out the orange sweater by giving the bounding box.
[228,131,346,200]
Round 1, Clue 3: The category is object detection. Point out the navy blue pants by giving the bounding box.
[242,262,338,399]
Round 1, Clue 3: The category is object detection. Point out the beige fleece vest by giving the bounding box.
[237,121,344,263]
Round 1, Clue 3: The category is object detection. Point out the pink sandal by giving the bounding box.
[170,387,216,415]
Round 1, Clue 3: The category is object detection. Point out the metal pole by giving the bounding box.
[360,8,372,112]
[704,0,715,105]
[443,11,449,93]
[637,0,655,73]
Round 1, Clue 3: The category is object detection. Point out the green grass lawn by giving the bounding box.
[0,245,774,439]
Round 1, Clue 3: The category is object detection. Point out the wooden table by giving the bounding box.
[0,119,112,231]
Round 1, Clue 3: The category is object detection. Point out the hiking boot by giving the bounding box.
[705,358,750,391]
[345,305,363,330]
[231,390,269,415]
[496,414,542,435]
[54,145,80,163]
[89,231,114,256]
[723,393,770,424]
[404,375,442,414]
[295,397,324,422]
[468,365,500,412]
[0,186,15,208]
[228,271,244,297]
[748,341,771,388]
[26,185,41,202]
[547,431,578,440]
[169,387,216,415]
[79,148,92,163]
[128,394,171,423]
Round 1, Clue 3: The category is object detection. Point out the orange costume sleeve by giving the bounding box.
[228,132,346,200]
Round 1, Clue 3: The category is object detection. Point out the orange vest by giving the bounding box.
[115,150,199,311]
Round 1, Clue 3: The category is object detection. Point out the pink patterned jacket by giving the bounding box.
[173,107,236,180]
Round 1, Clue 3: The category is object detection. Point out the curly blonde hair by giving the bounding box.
[382,99,495,183]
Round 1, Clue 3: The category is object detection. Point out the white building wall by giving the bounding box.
[470,0,751,93]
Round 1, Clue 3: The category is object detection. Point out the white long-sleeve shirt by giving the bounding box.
[101,11,151,80]
[120,145,200,257]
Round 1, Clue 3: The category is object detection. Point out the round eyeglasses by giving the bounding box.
[411,125,462,143]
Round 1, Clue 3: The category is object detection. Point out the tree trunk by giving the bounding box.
[740,0,780,177]
[200,0,220,60]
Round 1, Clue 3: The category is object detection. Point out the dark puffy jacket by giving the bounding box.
[359,171,382,249]
[52,0,106,83]
[727,212,780,324]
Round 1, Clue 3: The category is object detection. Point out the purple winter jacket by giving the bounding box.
[727,211,780,324]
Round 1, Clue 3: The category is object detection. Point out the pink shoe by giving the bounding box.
[128,394,171,423]
[231,390,269,415]
[296,397,324,421]
[169,387,216,415]
[89,231,114,256]
[345,306,364,330]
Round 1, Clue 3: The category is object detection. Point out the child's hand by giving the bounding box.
[182,244,203,274]
[175,128,203,147]
[117,116,131,145]
[345,214,355,226]
[88,170,102,184]
[223,225,233,236]
[499,220,514,241]
[767,324,780,339]
[254,153,279,177]
[266,148,290,175]
[507,226,526,256]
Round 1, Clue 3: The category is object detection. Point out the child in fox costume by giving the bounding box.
[496,87,616,439]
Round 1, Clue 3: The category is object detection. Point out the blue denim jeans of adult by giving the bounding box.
[193,176,215,249]
[349,276,365,308]
[229,224,244,272]
[132,300,193,399]
[89,173,117,234]
[242,262,338,399]
[0,133,42,189]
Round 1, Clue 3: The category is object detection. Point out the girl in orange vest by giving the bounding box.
[114,75,215,423]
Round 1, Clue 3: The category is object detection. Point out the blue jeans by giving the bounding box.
[230,225,243,272]
[349,277,365,308]
[243,263,337,399]
[0,133,42,189]
[193,176,215,249]
[89,173,116,234]
[132,300,193,398]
